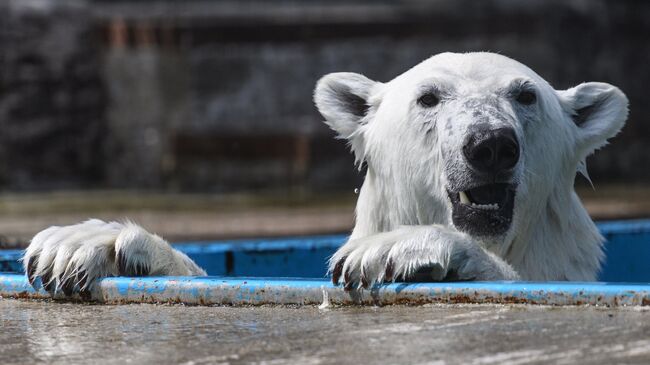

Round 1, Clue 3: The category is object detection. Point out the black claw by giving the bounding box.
[344,265,352,285]
[27,257,38,286]
[116,251,127,275]
[40,271,55,292]
[117,251,150,277]
[43,279,55,293]
[61,275,75,296]
[384,259,394,282]
[344,279,356,292]
[133,262,150,277]
[77,270,87,289]
[360,273,369,289]
[331,256,346,285]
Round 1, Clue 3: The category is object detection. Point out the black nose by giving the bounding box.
[463,127,520,174]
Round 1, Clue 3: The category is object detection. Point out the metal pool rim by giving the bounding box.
[1,274,649,307]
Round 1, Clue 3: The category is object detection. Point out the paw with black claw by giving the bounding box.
[23,220,124,296]
[329,225,520,290]
[22,219,206,298]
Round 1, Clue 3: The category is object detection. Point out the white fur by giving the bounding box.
[23,219,205,294]
[315,52,628,285]
[22,52,628,295]
[332,225,519,289]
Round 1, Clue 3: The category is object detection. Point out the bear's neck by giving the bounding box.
[350,168,450,239]
[502,180,604,281]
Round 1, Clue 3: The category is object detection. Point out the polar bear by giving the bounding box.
[23,52,628,296]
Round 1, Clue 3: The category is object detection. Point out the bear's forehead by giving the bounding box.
[397,52,540,91]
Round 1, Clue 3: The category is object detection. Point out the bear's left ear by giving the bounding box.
[559,82,629,154]
[314,72,380,162]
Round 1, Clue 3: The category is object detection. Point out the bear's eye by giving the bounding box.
[516,90,537,105]
[417,92,440,108]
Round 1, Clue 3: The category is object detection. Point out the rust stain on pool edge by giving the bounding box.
[4,290,650,308]
[2,274,650,307]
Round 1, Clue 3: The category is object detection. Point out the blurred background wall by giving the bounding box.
[0,0,647,194]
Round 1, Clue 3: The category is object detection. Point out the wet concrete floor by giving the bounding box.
[1,299,649,365]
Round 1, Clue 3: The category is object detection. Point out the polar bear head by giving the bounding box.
[315,52,628,241]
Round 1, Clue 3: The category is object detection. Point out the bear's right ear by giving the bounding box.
[314,73,379,150]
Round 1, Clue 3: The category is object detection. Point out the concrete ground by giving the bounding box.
[1,299,649,365]
[2,184,650,248]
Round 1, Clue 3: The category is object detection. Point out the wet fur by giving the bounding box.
[316,52,628,288]
[22,52,628,295]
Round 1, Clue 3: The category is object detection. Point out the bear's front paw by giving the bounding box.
[330,249,451,291]
[24,219,207,297]
[329,242,393,291]
[23,219,125,296]
[329,226,519,290]
[329,226,456,290]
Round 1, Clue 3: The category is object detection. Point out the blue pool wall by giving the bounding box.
[1,219,650,282]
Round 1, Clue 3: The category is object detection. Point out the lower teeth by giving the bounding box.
[470,202,499,210]
[459,191,499,210]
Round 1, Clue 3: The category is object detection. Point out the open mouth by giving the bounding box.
[457,183,511,211]
[447,183,516,237]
